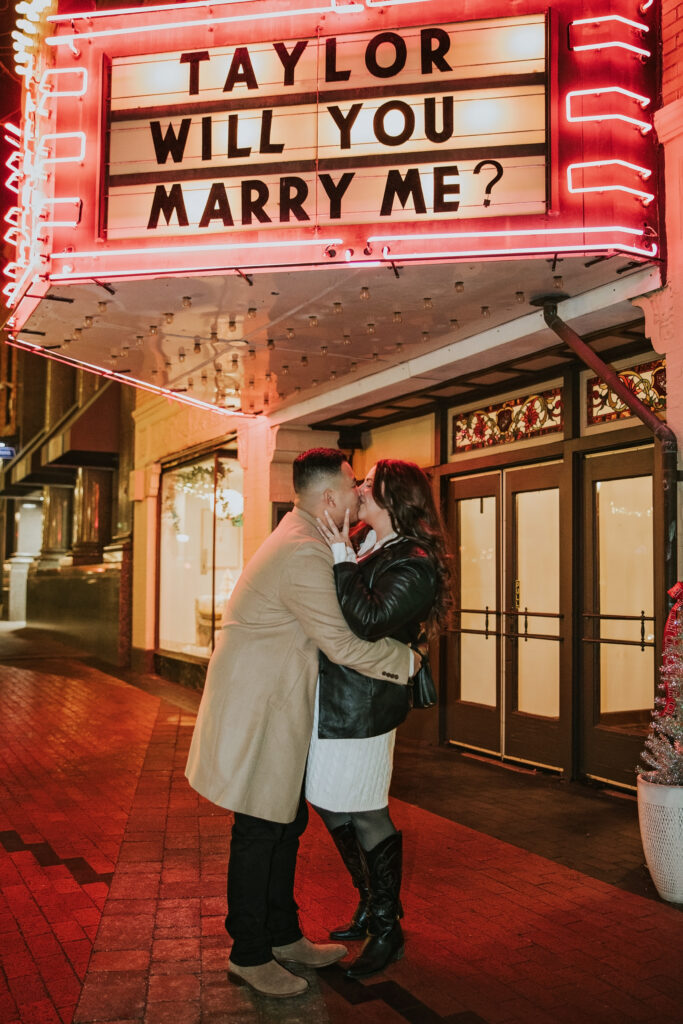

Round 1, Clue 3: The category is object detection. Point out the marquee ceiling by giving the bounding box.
[10,253,659,427]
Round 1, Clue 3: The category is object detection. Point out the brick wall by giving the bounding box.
[662,0,683,104]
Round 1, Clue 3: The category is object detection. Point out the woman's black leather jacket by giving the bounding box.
[318,535,437,739]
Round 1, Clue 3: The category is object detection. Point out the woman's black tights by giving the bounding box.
[313,804,396,851]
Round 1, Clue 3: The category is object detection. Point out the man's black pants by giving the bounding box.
[225,792,308,966]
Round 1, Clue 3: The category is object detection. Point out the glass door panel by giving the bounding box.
[582,447,658,787]
[460,495,497,707]
[446,473,501,754]
[504,463,564,768]
[516,488,560,718]
[596,476,654,714]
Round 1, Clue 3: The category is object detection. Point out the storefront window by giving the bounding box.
[158,452,243,657]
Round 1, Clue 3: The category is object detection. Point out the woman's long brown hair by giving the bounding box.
[372,459,454,637]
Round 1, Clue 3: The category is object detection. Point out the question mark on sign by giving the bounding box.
[473,160,504,207]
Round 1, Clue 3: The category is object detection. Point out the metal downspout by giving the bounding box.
[542,301,677,594]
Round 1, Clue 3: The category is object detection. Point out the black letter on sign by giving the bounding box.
[199,183,234,227]
[325,37,351,82]
[421,29,451,74]
[319,172,355,219]
[280,177,310,222]
[424,97,453,144]
[373,101,414,147]
[150,119,191,164]
[273,40,308,86]
[366,32,407,79]
[180,51,210,95]
[147,184,188,228]
[260,110,284,155]
[223,47,258,91]
[202,116,212,161]
[228,114,251,159]
[327,104,362,150]
[241,180,271,224]
[434,165,460,213]
[380,168,426,217]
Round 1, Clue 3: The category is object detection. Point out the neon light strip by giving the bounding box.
[4,263,41,306]
[570,15,649,32]
[47,0,315,21]
[640,0,654,10]
[567,160,654,204]
[50,0,263,18]
[571,41,651,56]
[372,242,658,260]
[38,67,88,93]
[46,2,363,45]
[37,68,88,114]
[6,338,252,418]
[50,237,344,261]
[38,131,86,164]
[365,0,433,6]
[3,122,21,137]
[368,225,650,243]
[47,243,658,283]
[565,87,651,133]
[38,197,82,227]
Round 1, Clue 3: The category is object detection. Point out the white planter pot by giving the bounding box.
[637,776,683,903]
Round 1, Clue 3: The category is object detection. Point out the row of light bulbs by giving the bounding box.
[68,270,562,353]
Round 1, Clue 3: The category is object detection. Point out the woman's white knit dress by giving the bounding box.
[305,532,398,813]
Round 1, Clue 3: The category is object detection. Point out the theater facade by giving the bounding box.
[2,0,682,789]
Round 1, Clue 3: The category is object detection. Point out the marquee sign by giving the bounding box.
[2,0,660,314]
[107,15,547,238]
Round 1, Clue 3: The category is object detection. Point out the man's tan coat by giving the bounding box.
[185,506,411,823]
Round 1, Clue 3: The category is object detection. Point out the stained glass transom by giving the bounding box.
[452,387,563,453]
[587,359,666,425]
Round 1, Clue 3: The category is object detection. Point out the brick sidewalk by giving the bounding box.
[1,656,681,1024]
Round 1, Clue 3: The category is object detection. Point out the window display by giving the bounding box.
[158,452,243,657]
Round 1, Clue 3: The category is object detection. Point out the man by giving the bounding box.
[185,448,414,998]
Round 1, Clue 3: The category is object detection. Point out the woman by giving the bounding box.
[306,459,452,979]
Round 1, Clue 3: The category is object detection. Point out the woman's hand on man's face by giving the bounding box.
[316,508,351,548]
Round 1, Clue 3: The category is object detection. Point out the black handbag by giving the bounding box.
[411,659,438,709]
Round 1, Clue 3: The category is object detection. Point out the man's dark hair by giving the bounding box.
[293,448,348,494]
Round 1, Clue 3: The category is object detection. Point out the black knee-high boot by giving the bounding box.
[328,822,371,941]
[345,831,404,978]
